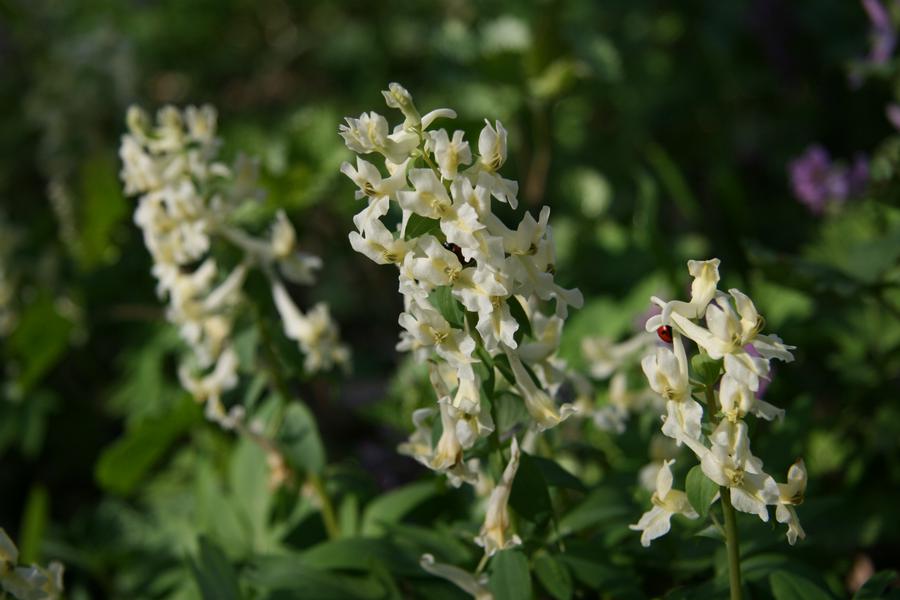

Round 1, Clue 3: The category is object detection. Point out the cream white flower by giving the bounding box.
[505,346,577,431]
[776,460,807,545]
[696,421,780,522]
[272,282,349,374]
[475,437,523,556]
[398,168,454,219]
[0,528,64,600]
[122,104,349,427]
[382,82,420,125]
[397,407,437,466]
[629,459,698,547]
[398,303,477,380]
[642,333,703,442]
[719,373,784,423]
[430,129,472,180]
[0,528,17,566]
[582,331,655,380]
[643,259,721,331]
[478,119,508,172]
[349,217,409,266]
[341,85,583,512]
[637,259,807,548]
[341,157,409,202]
[339,111,391,155]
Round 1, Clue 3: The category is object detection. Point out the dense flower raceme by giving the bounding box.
[632,259,807,546]
[581,326,659,434]
[120,105,349,428]
[0,528,64,600]
[340,83,583,557]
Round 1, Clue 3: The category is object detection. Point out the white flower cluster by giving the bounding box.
[632,259,807,546]
[581,329,659,434]
[120,105,348,427]
[340,83,583,557]
[0,528,64,600]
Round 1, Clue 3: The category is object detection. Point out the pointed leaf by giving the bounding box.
[489,549,532,600]
[686,465,718,519]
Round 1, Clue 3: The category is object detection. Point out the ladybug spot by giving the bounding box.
[656,325,673,344]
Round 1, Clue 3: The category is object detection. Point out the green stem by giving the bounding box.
[720,485,743,600]
[703,381,740,598]
[703,383,718,418]
[253,306,341,539]
[308,472,341,540]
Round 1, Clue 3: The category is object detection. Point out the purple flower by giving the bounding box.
[887,102,900,129]
[863,0,897,65]
[789,145,834,214]
[788,145,869,215]
[848,154,870,196]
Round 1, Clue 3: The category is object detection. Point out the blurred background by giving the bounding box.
[1,0,899,597]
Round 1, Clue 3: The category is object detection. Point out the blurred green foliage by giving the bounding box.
[1,0,899,598]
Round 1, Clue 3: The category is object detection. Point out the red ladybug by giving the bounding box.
[443,242,471,266]
[656,325,673,344]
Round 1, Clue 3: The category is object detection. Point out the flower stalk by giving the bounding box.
[720,483,743,600]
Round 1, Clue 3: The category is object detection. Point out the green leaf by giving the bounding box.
[428,286,465,329]
[381,522,474,566]
[854,571,898,599]
[694,524,725,541]
[534,552,572,600]
[405,213,442,240]
[489,549,532,600]
[491,354,516,385]
[361,481,436,536]
[529,456,586,492]
[95,397,200,495]
[230,438,272,538]
[507,296,533,344]
[509,452,553,523]
[556,554,630,592]
[248,556,385,599]
[7,293,73,392]
[557,488,632,537]
[76,153,128,269]
[473,344,496,398]
[769,570,833,600]
[190,536,241,600]
[493,391,529,435]
[17,485,48,564]
[690,353,723,387]
[740,553,793,583]
[300,537,419,576]
[686,465,718,519]
[278,401,326,475]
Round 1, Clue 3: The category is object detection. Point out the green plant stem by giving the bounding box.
[474,552,490,576]
[704,380,740,599]
[253,305,341,539]
[308,472,340,540]
[720,485,743,600]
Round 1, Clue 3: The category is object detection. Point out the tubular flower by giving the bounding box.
[776,460,808,545]
[1,528,64,600]
[630,460,698,547]
[120,105,348,428]
[635,259,808,546]
[340,83,582,486]
[475,437,523,556]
